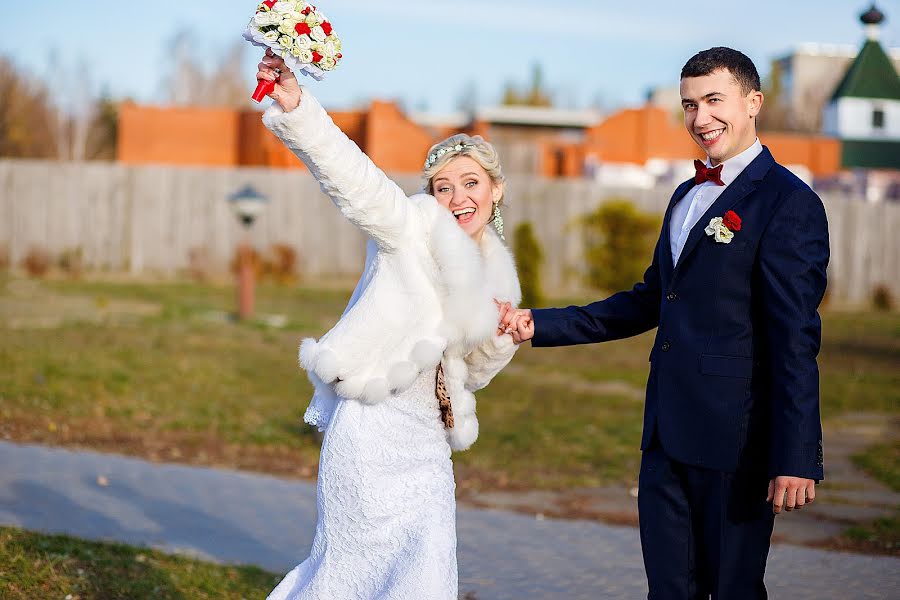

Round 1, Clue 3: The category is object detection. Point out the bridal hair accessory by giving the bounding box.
[245,0,344,102]
[492,202,504,240]
[424,143,477,170]
[705,210,742,244]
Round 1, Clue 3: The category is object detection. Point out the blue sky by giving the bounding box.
[3,0,898,113]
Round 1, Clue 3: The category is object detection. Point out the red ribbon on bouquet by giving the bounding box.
[252,76,278,103]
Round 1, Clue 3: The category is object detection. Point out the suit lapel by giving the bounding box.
[672,147,775,280]
[660,178,695,284]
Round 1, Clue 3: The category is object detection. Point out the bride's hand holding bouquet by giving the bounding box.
[257,49,301,111]
[244,0,343,104]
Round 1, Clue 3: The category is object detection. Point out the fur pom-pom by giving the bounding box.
[387,361,418,392]
[411,339,445,369]
[451,390,476,416]
[299,338,342,383]
[298,338,319,370]
[334,376,365,400]
[447,415,479,451]
[314,348,341,383]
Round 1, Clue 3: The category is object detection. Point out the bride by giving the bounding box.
[256,50,521,599]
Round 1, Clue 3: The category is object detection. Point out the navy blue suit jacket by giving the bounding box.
[532,147,828,479]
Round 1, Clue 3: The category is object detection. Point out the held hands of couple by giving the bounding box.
[495,301,534,344]
[767,476,816,514]
[257,49,302,112]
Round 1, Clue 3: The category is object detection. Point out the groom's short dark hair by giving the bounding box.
[681,47,761,95]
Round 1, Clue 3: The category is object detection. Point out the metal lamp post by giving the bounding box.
[228,184,268,321]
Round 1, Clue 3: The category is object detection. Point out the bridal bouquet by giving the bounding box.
[244,0,343,101]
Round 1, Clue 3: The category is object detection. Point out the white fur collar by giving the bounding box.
[416,193,520,354]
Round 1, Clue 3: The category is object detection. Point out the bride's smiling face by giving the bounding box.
[431,156,502,242]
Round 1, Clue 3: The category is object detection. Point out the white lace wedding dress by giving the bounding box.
[267,368,458,600]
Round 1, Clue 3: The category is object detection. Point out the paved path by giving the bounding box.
[1,441,897,599]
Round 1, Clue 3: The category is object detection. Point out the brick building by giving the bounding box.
[118,98,842,180]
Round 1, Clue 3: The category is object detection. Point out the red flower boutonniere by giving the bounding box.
[705,210,742,244]
[723,210,742,232]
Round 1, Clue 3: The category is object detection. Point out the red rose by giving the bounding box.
[295,22,311,35]
[321,21,332,35]
[312,51,323,63]
[723,210,742,232]
[263,0,277,8]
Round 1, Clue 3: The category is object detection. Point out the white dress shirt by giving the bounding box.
[669,138,763,266]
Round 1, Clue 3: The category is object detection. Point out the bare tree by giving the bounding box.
[206,41,250,107]
[160,29,251,108]
[0,56,57,158]
[69,59,97,161]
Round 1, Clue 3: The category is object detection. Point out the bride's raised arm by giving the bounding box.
[259,56,416,252]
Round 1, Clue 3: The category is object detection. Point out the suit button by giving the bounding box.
[666,292,677,301]
[661,341,671,352]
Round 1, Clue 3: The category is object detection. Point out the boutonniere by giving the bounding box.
[705,210,742,244]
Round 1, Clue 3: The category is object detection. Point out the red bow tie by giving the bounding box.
[694,160,724,186]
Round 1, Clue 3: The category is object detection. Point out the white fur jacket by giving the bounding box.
[263,89,521,451]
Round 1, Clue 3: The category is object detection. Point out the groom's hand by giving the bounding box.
[767,476,816,514]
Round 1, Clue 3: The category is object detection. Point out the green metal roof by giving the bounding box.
[841,139,900,169]
[830,40,900,101]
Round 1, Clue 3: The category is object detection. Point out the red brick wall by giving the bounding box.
[118,104,239,166]
[584,106,702,164]
[760,133,841,177]
[584,105,840,176]
[364,101,435,173]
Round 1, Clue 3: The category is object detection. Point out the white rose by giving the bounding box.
[327,36,342,52]
[704,217,723,237]
[310,25,327,42]
[279,35,294,49]
[704,217,734,243]
[294,34,312,49]
[715,225,734,243]
[312,42,325,53]
[278,20,298,35]
[296,48,313,63]
[320,56,336,71]
[324,40,336,58]
[263,30,280,43]
[253,12,274,27]
[305,12,321,25]
[272,1,294,14]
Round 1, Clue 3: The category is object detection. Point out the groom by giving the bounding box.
[500,47,829,598]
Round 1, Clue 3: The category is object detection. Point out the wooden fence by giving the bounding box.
[1,159,897,306]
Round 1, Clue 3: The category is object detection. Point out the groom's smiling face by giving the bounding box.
[680,68,763,166]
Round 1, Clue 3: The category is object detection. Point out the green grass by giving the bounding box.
[853,441,900,492]
[0,526,279,599]
[842,515,899,555]
[1,276,898,491]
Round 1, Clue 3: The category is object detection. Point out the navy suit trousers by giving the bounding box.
[639,436,776,599]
